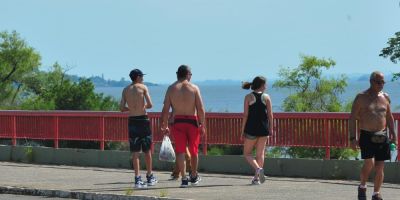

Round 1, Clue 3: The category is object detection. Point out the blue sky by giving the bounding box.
[1,0,400,83]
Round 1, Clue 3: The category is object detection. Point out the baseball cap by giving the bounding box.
[129,69,145,77]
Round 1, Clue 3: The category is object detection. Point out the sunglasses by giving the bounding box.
[372,80,385,85]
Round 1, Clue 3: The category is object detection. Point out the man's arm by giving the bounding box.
[143,85,153,109]
[119,88,129,112]
[386,99,397,145]
[161,87,172,132]
[194,86,206,135]
[349,94,361,147]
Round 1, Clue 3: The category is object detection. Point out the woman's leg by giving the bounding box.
[243,138,259,170]
[255,136,268,168]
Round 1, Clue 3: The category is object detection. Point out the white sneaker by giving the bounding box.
[251,177,260,185]
[257,168,266,184]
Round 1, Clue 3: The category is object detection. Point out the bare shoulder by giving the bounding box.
[263,93,271,99]
[140,83,149,91]
[381,91,391,104]
[166,82,177,93]
[190,82,200,91]
[122,85,131,93]
[355,91,368,101]
[245,92,254,100]
[168,81,178,90]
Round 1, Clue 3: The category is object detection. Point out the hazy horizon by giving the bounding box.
[2,0,400,83]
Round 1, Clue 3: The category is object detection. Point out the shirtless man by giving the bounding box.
[161,65,206,187]
[349,71,397,200]
[120,69,157,188]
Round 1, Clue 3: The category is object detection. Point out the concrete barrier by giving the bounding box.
[0,145,399,183]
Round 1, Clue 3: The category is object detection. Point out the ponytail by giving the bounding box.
[242,76,266,90]
[242,82,252,90]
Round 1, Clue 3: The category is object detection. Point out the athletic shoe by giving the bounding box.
[190,174,201,185]
[358,185,366,200]
[134,176,147,188]
[170,172,179,180]
[257,168,266,184]
[180,178,189,188]
[251,177,261,185]
[371,193,383,200]
[146,173,158,186]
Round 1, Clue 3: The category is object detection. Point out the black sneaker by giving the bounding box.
[358,185,366,200]
[180,178,189,188]
[146,173,158,186]
[190,175,201,185]
[134,176,147,188]
[371,193,383,200]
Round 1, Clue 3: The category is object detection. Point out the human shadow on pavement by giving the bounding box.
[71,184,235,193]
[265,178,400,189]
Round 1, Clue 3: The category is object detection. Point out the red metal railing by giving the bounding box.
[0,111,399,160]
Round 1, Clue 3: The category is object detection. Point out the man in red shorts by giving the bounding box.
[161,65,206,187]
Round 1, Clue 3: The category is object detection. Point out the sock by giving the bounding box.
[359,184,367,189]
[372,192,380,196]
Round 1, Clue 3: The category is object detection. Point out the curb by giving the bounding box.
[0,186,188,200]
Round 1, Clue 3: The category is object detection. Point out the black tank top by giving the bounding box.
[244,92,269,136]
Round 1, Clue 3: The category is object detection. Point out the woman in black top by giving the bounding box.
[241,76,273,185]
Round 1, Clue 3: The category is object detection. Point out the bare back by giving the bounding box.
[352,90,390,132]
[165,80,199,116]
[120,83,151,116]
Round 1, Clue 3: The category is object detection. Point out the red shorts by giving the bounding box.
[171,115,200,156]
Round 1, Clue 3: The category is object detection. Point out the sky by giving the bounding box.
[1,0,400,83]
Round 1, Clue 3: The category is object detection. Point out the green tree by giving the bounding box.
[21,63,119,111]
[272,55,357,159]
[379,31,400,80]
[0,31,41,107]
[273,55,347,112]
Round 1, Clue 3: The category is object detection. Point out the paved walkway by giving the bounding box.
[0,162,399,200]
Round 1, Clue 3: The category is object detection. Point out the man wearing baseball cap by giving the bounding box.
[120,68,157,188]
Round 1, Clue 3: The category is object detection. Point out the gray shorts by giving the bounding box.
[243,133,258,140]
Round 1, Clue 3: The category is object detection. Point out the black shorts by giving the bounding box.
[359,130,390,161]
[128,115,152,153]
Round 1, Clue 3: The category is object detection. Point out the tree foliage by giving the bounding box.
[20,63,119,111]
[0,30,118,111]
[272,55,357,159]
[379,31,400,80]
[273,55,347,112]
[0,31,41,106]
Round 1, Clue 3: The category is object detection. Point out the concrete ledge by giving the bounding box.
[0,186,186,200]
[1,145,399,183]
[0,145,11,161]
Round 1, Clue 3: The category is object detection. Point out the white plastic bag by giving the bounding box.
[159,135,176,162]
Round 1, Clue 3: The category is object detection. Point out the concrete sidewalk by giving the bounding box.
[0,162,399,200]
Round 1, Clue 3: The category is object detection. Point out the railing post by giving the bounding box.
[54,116,59,149]
[324,119,330,160]
[100,116,105,150]
[12,116,17,146]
